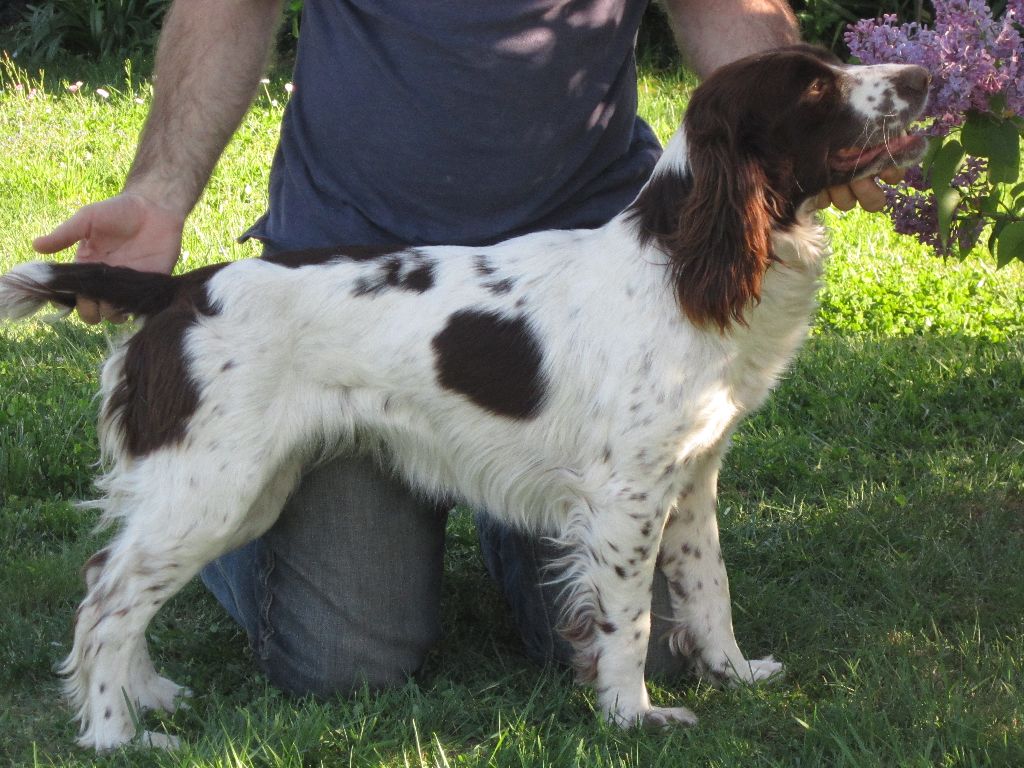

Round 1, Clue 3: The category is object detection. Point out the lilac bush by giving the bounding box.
[846,0,1024,264]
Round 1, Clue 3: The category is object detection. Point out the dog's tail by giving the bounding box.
[0,261,215,321]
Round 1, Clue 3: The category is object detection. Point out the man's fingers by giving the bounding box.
[75,298,127,325]
[76,298,101,325]
[105,304,129,324]
[828,185,857,211]
[820,166,907,213]
[850,177,887,213]
[878,166,905,185]
[32,209,91,255]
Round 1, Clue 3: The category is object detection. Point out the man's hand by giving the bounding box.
[32,193,184,323]
[817,167,905,212]
[28,0,284,325]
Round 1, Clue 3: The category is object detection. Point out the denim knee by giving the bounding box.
[476,513,688,678]
[202,454,447,697]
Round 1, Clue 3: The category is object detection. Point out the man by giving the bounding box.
[33,0,897,696]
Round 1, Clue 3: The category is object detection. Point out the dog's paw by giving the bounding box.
[136,675,191,713]
[723,655,784,686]
[606,701,698,730]
[76,707,135,752]
[641,705,699,730]
[139,730,181,750]
[747,656,784,683]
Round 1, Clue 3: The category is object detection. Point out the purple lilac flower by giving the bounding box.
[846,2,1020,259]
[956,216,986,251]
[952,156,987,188]
[885,180,984,255]
[885,183,954,253]
[846,1,1024,135]
[884,153,989,254]
[884,153,987,253]
[902,165,929,192]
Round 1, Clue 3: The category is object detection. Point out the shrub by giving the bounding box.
[13,0,169,62]
[10,0,305,62]
[792,0,929,50]
[847,0,1024,265]
[10,1,950,64]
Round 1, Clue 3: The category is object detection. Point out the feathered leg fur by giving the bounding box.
[61,431,305,750]
[658,446,782,685]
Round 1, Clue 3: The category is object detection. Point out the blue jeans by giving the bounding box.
[202,454,686,696]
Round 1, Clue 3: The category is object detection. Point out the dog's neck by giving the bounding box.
[620,125,809,332]
[610,124,828,336]
[652,128,691,179]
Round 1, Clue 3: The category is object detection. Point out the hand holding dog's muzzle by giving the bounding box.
[817,166,906,212]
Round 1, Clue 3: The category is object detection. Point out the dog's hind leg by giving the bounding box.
[657,447,782,686]
[62,446,304,751]
[77,546,184,720]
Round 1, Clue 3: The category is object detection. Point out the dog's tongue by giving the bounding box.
[830,134,924,172]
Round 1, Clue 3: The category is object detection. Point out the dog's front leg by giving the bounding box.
[561,502,697,729]
[657,447,782,685]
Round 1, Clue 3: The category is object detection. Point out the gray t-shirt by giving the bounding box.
[243,0,661,249]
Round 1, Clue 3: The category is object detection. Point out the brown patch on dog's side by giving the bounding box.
[104,266,228,457]
[432,310,546,419]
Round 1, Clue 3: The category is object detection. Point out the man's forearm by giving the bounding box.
[125,0,284,216]
[662,0,800,78]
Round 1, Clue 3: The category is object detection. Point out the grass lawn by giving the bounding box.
[1,54,1023,767]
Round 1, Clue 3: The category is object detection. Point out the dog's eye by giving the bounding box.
[805,77,830,99]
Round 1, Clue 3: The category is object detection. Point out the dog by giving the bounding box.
[0,45,929,751]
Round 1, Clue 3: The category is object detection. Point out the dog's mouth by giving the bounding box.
[829,130,928,174]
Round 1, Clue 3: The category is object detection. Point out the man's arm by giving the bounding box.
[661,0,898,212]
[33,0,284,322]
[124,0,284,217]
[663,0,799,79]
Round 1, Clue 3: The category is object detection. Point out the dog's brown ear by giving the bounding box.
[629,86,781,332]
[666,127,777,332]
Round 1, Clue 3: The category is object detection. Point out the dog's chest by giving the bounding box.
[728,225,826,407]
[631,237,824,466]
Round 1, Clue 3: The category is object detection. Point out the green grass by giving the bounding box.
[1,57,1023,767]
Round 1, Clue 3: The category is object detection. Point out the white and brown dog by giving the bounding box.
[0,45,929,751]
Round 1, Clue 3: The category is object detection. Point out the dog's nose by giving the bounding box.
[895,65,931,96]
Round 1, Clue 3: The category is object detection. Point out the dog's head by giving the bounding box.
[685,44,929,198]
[629,44,930,331]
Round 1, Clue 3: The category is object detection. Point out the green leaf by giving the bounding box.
[931,140,965,190]
[987,219,1007,257]
[981,189,1002,216]
[931,141,965,247]
[995,221,1024,267]
[961,112,1020,183]
[936,189,961,250]
[919,136,945,175]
